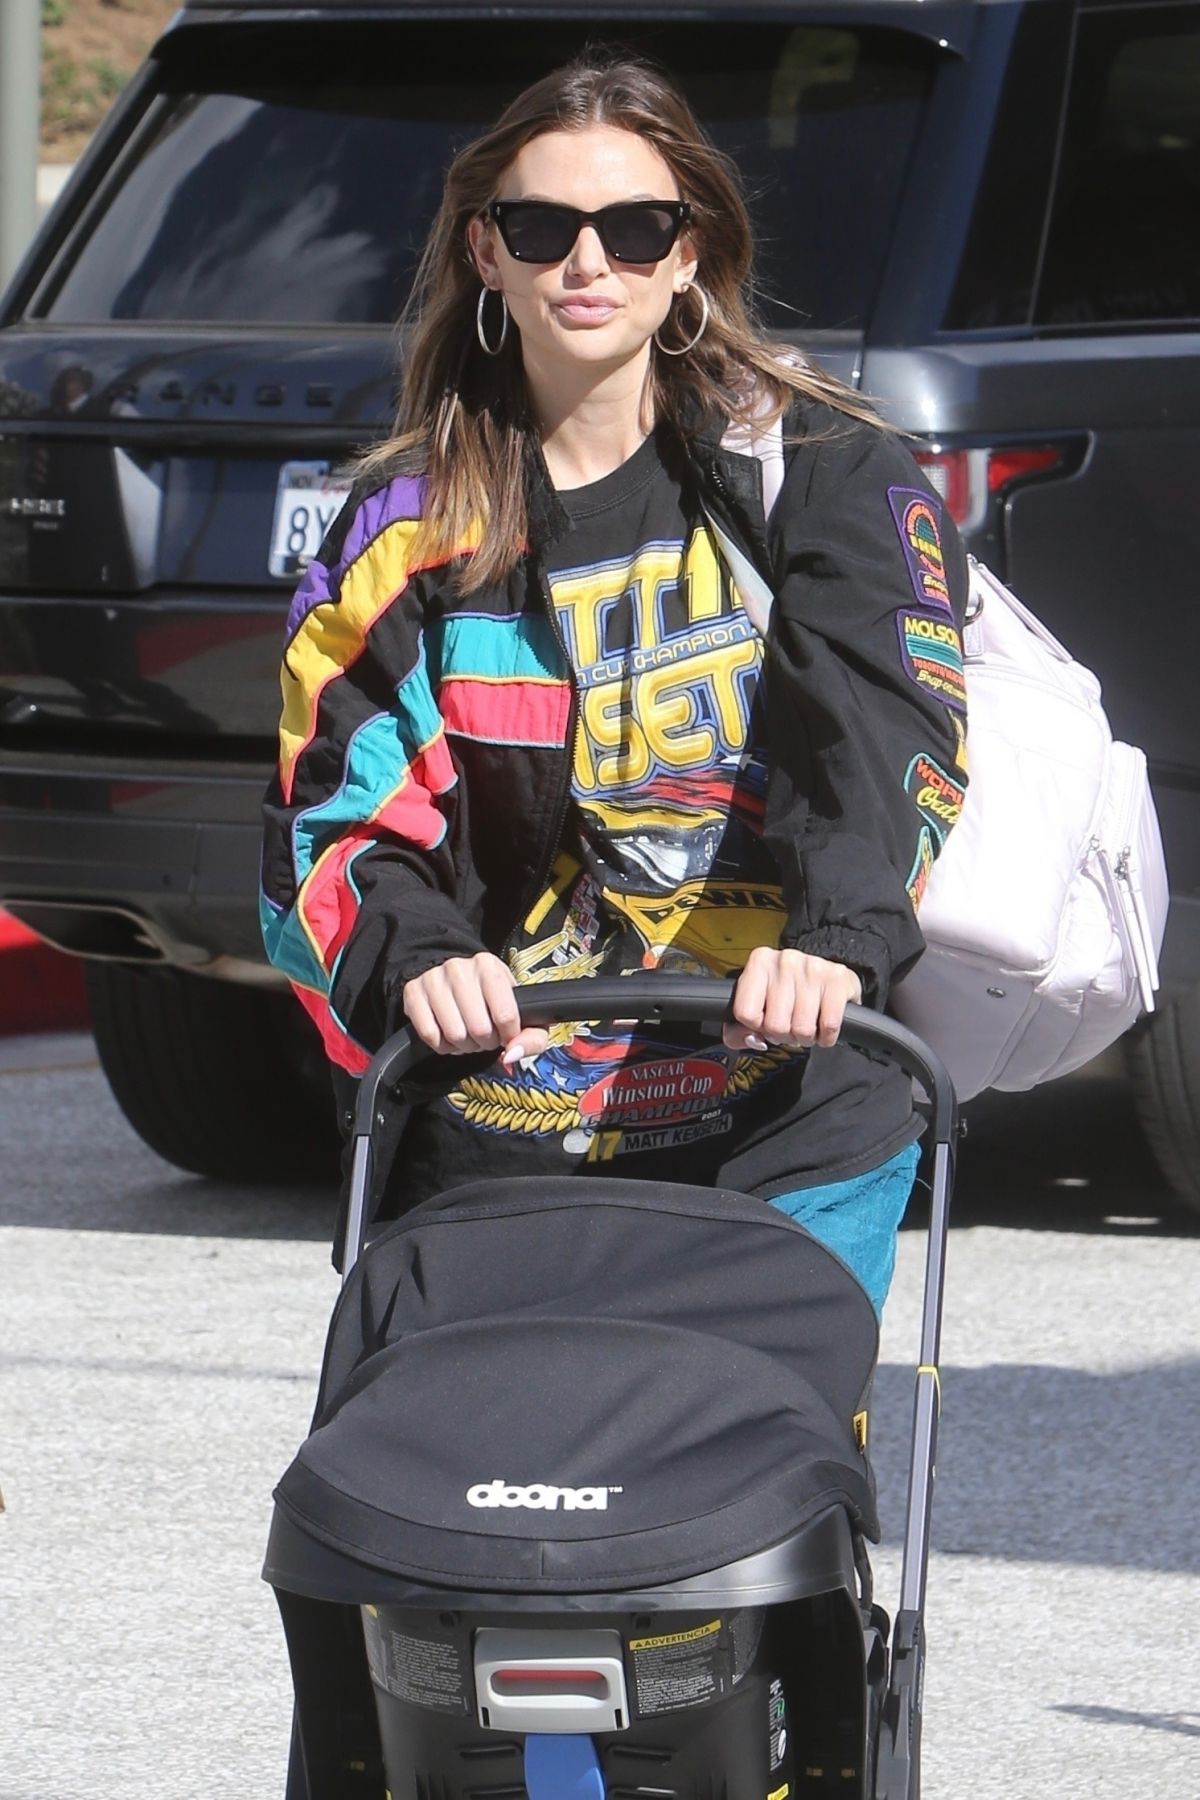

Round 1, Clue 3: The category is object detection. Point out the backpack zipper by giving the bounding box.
[1088,743,1160,1015]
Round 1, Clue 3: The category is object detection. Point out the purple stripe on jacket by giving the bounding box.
[285,474,426,640]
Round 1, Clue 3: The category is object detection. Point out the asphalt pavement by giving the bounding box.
[1,1032,1198,1800]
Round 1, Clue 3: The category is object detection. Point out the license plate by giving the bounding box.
[268,461,353,579]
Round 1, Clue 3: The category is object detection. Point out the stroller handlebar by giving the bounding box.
[351,974,957,1148]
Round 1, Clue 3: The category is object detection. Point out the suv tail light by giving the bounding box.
[913,444,1070,533]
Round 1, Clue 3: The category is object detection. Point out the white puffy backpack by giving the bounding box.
[712,421,1169,1101]
[886,559,1167,1098]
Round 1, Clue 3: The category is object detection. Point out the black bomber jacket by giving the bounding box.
[260,396,970,1077]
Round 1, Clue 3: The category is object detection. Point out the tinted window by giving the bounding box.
[1035,4,1200,326]
[36,20,934,332]
[943,3,1074,330]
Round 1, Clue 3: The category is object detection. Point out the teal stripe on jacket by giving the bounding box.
[259,886,335,995]
[291,642,449,885]
[425,611,567,686]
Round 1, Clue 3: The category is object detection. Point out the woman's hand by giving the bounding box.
[402,953,552,1066]
[724,946,863,1053]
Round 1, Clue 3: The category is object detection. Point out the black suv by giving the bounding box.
[1,0,1198,1199]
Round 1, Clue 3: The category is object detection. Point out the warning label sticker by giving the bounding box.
[361,1613,469,1715]
[629,1618,723,1716]
[626,1612,761,1719]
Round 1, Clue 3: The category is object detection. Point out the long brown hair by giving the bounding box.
[360,51,882,592]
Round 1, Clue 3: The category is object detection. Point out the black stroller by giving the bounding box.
[264,975,956,1800]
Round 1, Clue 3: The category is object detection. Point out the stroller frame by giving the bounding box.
[286,975,956,1800]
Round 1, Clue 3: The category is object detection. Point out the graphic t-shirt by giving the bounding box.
[518,443,783,985]
[401,434,918,1207]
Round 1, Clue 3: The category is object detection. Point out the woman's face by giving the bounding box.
[468,125,698,383]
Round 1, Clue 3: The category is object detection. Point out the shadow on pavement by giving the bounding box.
[82,1173,341,1244]
[1051,1705,1200,1739]
[912,1069,1197,1238]
[871,1356,1200,1572]
[4,1048,1195,1245]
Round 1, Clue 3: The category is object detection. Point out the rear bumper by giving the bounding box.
[1,753,1197,1000]
[0,752,276,973]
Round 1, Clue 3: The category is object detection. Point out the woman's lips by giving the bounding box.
[555,299,619,325]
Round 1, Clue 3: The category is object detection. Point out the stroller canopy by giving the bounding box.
[274,1177,880,1593]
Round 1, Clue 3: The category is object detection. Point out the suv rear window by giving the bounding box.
[33,19,935,334]
[1035,3,1200,326]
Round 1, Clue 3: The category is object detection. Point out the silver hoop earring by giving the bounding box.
[476,286,508,357]
[654,284,709,357]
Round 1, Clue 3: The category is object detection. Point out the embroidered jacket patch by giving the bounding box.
[904,751,966,842]
[896,609,967,712]
[888,486,951,612]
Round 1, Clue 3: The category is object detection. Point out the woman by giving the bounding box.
[260,53,968,1313]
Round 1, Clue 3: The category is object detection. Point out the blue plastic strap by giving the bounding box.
[524,1733,605,1800]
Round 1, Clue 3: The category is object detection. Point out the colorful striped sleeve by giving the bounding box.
[260,475,486,1071]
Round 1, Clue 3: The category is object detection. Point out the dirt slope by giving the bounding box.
[40,0,176,162]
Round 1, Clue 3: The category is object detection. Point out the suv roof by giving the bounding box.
[161,0,982,51]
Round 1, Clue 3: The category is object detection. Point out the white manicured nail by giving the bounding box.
[746,1033,769,1052]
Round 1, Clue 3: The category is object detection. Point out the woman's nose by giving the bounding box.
[565,223,610,280]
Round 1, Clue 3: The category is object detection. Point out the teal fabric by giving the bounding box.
[767,1141,921,1316]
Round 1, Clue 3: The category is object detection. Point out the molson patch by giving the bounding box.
[904,751,966,842]
[888,486,951,612]
[896,610,966,711]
